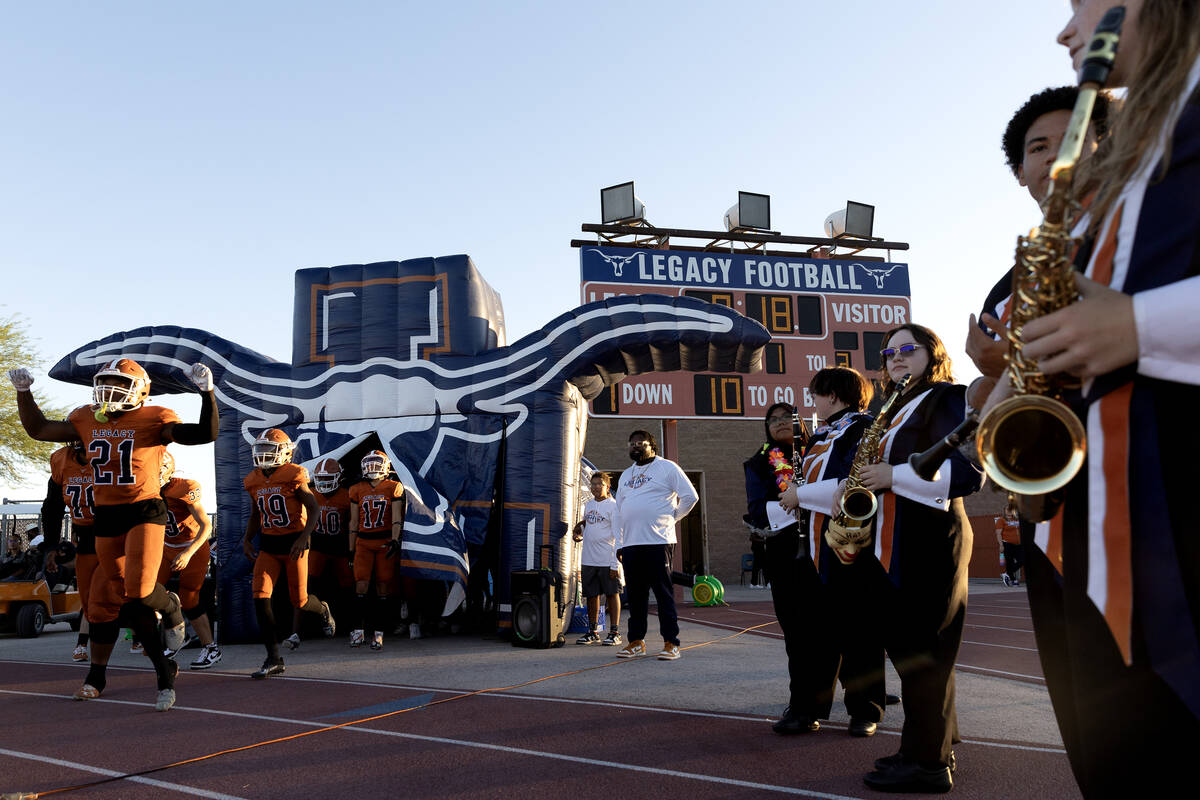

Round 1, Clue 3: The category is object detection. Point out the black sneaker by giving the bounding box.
[252,658,285,679]
[603,631,622,646]
[576,631,601,645]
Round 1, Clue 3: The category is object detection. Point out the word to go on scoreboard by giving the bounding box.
[580,246,912,420]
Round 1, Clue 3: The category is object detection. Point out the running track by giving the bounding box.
[0,588,1079,799]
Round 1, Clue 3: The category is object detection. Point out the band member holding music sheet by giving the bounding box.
[776,368,889,738]
[743,402,832,733]
[978,2,1200,795]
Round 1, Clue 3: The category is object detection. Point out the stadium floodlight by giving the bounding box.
[723,191,771,231]
[824,201,876,239]
[600,181,646,224]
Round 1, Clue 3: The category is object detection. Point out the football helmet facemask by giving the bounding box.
[361,450,390,481]
[313,457,342,493]
[160,450,176,487]
[252,429,295,468]
[92,358,151,412]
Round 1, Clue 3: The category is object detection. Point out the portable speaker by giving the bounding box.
[510,569,566,648]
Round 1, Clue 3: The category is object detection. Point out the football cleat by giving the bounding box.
[190,643,222,670]
[360,450,390,481]
[251,658,285,679]
[320,601,336,637]
[160,450,175,488]
[252,428,295,468]
[73,683,101,700]
[282,633,300,651]
[92,358,151,412]
[313,458,342,493]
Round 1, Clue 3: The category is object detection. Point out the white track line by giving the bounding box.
[0,691,865,800]
[965,623,1035,633]
[961,640,1039,652]
[0,747,248,800]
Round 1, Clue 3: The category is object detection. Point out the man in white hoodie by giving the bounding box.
[613,430,698,661]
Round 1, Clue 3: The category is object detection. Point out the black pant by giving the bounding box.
[750,540,767,585]
[1002,541,1024,581]
[1024,526,1200,798]
[826,557,887,722]
[620,544,679,646]
[765,528,835,718]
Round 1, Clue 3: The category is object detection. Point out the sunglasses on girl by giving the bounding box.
[880,343,924,360]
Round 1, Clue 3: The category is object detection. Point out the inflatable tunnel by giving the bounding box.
[51,255,769,640]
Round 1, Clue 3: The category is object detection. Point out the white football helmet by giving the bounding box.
[92,358,151,412]
[361,450,390,481]
[252,429,295,468]
[313,457,342,493]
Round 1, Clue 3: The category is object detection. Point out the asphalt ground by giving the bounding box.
[0,579,1077,799]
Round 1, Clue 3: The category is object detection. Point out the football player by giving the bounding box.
[158,451,221,669]
[348,450,406,650]
[9,358,217,712]
[289,457,353,648]
[41,440,96,662]
[242,429,335,679]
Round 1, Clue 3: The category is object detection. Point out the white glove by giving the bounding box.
[8,368,33,392]
[187,363,214,392]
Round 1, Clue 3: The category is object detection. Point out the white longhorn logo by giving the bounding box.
[855,262,903,289]
[586,249,639,278]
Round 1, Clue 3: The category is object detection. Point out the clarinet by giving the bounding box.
[791,411,811,554]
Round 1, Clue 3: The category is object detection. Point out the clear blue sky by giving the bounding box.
[0,1,1080,498]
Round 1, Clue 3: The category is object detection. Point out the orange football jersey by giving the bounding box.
[163,477,204,547]
[349,479,405,536]
[314,488,351,537]
[244,463,310,535]
[68,404,181,506]
[50,446,95,526]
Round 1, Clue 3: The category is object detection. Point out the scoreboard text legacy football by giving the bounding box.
[580,246,912,419]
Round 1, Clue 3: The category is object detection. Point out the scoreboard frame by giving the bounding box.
[580,245,912,420]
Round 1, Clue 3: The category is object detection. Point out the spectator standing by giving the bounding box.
[613,430,698,661]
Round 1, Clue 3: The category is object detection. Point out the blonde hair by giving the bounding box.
[1087,0,1200,229]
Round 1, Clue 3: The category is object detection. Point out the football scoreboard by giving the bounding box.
[580,245,912,419]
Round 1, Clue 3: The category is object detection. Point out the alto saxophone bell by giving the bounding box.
[976,393,1086,497]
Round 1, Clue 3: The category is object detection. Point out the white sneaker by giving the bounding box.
[190,644,222,670]
[155,688,176,712]
[282,633,301,651]
[350,629,365,648]
[409,623,422,640]
[71,644,88,662]
[657,642,681,661]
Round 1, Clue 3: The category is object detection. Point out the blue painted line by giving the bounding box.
[320,693,435,719]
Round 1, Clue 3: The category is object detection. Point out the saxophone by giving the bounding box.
[975,7,1124,519]
[826,374,911,545]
